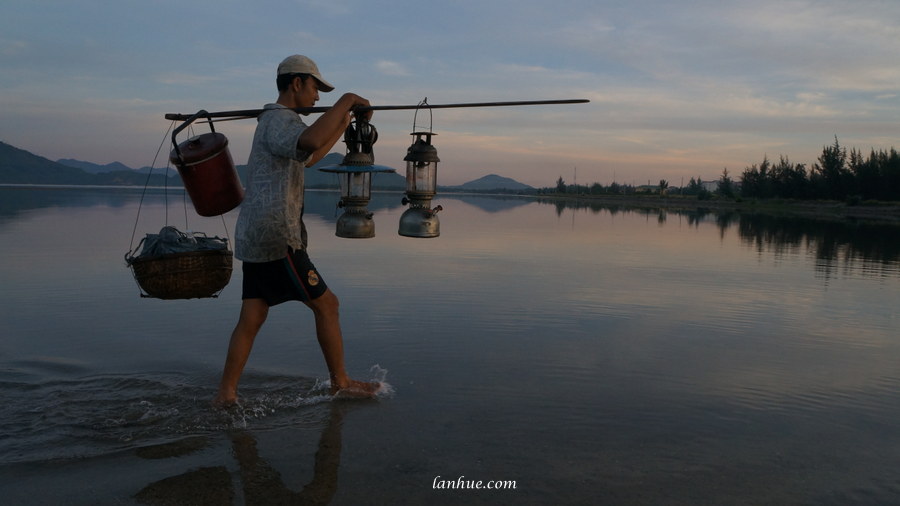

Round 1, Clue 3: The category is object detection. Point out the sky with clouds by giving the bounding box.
[1,0,899,187]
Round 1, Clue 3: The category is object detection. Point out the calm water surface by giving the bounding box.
[1,186,899,505]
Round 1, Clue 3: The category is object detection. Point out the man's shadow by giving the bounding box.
[135,402,348,506]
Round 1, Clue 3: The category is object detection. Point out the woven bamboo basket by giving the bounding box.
[129,249,233,299]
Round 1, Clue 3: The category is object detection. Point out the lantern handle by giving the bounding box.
[343,116,378,156]
[411,98,433,134]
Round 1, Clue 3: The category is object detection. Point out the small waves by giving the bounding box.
[0,365,391,465]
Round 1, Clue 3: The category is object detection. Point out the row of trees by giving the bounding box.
[543,176,713,197]
[541,177,638,196]
[740,138,900,201]
[544,138,900,202]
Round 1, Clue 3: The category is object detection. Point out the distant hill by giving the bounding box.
[0,141,176,186]
[2,142,531,192]
[0,141,90,185]
[447,174,534,192]
[305,152,407,190]
[57,158,134,174]
[59,158,159,175]
[237,152,406,190]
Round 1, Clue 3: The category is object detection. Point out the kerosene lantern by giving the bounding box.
[399,102,443,238]
[319,117,395,238]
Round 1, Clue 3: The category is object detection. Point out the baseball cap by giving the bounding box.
[277,54,335,92]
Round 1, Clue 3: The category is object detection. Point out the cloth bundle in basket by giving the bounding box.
[126,226,233,299]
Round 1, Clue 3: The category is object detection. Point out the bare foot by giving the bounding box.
[211,392,238,408]
[331,379,380,399]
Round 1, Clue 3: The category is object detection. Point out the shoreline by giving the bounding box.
[4,184,899,223]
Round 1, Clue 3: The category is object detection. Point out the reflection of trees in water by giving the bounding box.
[546,197,634,218]
[734,213,900,279]
[541,198,900,277]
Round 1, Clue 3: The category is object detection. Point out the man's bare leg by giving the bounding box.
[305,288,379,397]
[213,298,269,406]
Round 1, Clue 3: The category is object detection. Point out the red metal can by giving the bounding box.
[170,131,244,217]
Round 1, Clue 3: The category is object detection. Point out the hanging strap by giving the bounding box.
[127,121,176,255]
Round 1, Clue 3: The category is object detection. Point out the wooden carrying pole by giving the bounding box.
[164,99,589,121]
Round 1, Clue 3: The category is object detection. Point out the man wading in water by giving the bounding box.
[213,55,379,406]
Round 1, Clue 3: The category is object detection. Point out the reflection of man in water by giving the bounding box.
[231,405,344,505]
[212,55,379,406]
[134,404,345,505]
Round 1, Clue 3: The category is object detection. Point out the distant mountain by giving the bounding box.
[0,141,176,186]
[309,152,406,190]
[2,142,529,192]
[448,174,534,192]
[0,141,90,185]
[57,158,133,174]
[237,152,406,190]
[58,158,166,175]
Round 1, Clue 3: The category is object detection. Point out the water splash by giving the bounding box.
[318,364,395,398]
[0,367,391,465]
[370,364,395,397]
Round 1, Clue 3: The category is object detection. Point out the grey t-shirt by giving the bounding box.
[234,104,312,263]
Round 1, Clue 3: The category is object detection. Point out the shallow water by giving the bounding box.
[1,186,899,504]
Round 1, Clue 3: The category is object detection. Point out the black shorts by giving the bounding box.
[241,248,328,306]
